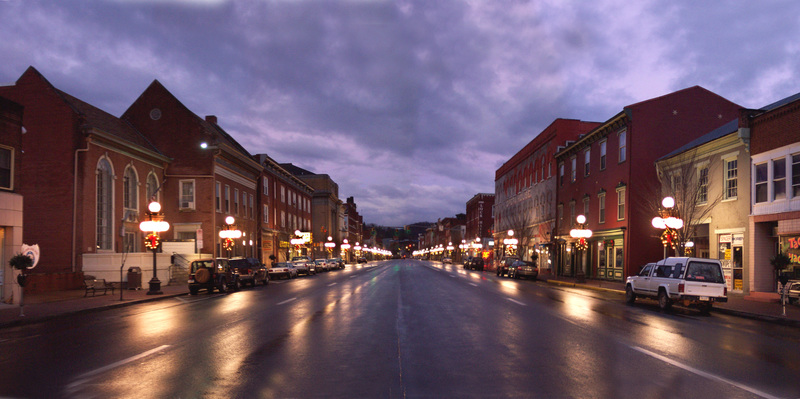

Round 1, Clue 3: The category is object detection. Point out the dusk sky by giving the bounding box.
[2,0,799,226]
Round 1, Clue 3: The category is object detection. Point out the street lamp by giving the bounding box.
[503,230,518,257]
[569,214,592,283]
[325,236,336,258]
[219,216,242,257]
[652,196,684,258]
[139,201,169,295]
[341,239,351,263]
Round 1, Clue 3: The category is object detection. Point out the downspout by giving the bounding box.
[73,142,90,273]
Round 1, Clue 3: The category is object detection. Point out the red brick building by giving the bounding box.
[555,86,741,281]
[123,80,262,260]
[342,196,363,262]
[494,118,600,272]
[742,92,800,293]
[0,95,25,302]
[465,193,494,260]
[254,153,313,263]
[0,67,171,292]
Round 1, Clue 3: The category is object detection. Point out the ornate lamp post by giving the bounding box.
[503,230,518,257]
[139,201,170,295]
[219,216,242,258]
[325,236,336,258]
[569,214,592,283]
[446,242,454,259]
[341,239,351,263]
[652,196,684,258]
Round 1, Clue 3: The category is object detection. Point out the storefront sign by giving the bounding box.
[719,234,732,244]
[782,235,800,264]
[262,239,273,251]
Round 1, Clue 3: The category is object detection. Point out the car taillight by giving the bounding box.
[678,283,685,293]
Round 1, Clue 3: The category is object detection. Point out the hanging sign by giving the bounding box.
[21,244,40,269]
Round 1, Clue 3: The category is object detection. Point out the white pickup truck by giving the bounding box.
[625,257,728,313]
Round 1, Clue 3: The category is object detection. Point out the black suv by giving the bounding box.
[496,257,519,277]
[229,257,268,287]
[464,256,485,271]
[189,258,241,295]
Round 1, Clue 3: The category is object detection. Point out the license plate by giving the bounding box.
[699,296,709,301]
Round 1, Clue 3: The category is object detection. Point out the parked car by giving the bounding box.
[229,257,268,287]
[357,257,367,264]
[330,258,345,269]
[442,257,453,264]
[464,256,484,271]
[314,259,329,272]
[625,257,728,312]
[293,259,314,276]
[496,257,519,277]
[786,280,800,305]
[291,256,311,263]
[188,258,241,295]
[508,260,538,280]
[268,262,298,279]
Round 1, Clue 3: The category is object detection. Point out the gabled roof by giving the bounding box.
[758,91,800,112]
[658,119,738,161]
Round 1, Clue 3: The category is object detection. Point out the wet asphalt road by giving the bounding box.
[0,259,798,398]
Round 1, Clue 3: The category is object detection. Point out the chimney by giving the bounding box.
[205,115,217,125]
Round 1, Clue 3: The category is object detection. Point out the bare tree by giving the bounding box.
[644,149,723,256]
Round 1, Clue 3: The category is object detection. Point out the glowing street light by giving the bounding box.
[139,201,169,295]
[652,196,684,257]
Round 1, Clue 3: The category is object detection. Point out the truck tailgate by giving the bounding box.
[684,281,725,298]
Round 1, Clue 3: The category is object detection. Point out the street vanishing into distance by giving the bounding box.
[1,260,798,398]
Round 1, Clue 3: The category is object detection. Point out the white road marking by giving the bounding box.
[469,283,478,287]
[277,298,297,305]
[350,275,357,278]
[67,345,171,392]
[630,346,780,399]
[506,298,526,306]
[328,282,338,286]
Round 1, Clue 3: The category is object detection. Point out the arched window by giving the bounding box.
[96,158,113,250]
[146,173,159,204]
[123,166,138,214]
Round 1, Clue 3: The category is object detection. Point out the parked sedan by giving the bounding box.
[464,256,484,271]
[496,257,519,277]
[292,260,314,276]
[268,262,298,279]
[314,259,329,272]
[442,257,453,264]
[508,260,538,280]
[787,280,800,305]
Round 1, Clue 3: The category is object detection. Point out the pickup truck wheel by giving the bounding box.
[189,287,199,296]
[625,285,636,304]
[658,290,672,310]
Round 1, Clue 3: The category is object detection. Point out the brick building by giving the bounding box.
[254,153,313,263]
[123,80,262,261]
[494,118,600,272]
[465,193,494,260]
[742,92,800,293]
[0,95,25,302]
[342,196,363,262]
[555,86,741,281]
[0,67,170,292]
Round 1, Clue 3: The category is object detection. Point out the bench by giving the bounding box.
[83,278,115,297]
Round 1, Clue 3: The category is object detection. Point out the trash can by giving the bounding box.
[127,267,142,290]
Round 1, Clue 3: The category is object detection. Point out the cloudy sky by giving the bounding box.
[2,0,799,226]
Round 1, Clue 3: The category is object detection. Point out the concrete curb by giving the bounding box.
[544,278,625,295]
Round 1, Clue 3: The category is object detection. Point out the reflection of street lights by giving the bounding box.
[570,215,592,283]
[652,196,684,258]
[219,216,242,257]
[139,201,170,295]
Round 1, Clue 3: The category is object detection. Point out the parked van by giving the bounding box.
[625,257,728,313]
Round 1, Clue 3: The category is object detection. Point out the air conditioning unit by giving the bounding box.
[182,201,194,209]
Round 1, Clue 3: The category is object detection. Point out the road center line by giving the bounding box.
[469,283,478,287]
[506,298,526,306]
[278,298,297,305]
[630,346,780,399]
[328,282,338,286]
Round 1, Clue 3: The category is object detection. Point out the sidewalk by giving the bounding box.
[540,274,800,327]
[0,283,188,329]
[1,276,799,329]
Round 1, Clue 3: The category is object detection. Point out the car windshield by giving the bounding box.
[272,263,291,268]
[684,261,725,283]
[315,260,325,264]
[291,256,309,261]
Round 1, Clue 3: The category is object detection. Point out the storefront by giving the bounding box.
[718,233,744,292]
[779,234,800,279]
[597,238,624,281]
